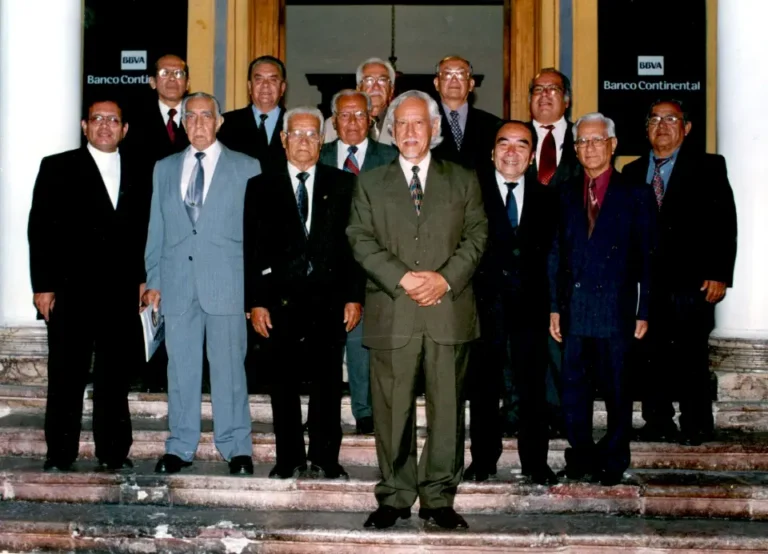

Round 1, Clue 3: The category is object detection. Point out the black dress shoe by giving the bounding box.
[98,458,134,471]
[636,422,680,442]
[154,454,192,474]
[556,465,587,481]
[597,470,624,487]
[418,507,468,529]
[502,422,520,438]
[43,459,74,472]
[309,463,349,479]
[527,465,559,486]
[363,505,411,529]
[355,416,374,435]
[268,463,307,479]
[464,462,497,482]
[228,456,254,475]
[679,429,713,447]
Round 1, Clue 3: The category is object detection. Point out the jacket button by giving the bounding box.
[281,299,288,306]
[502,270,510,276]
[188,256,193,261]
[414,260,420,266]
[574,282,581,288]
[414,236,419,241]
[192,230,197,235]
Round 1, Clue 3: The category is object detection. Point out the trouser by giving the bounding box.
[346,316,372,420]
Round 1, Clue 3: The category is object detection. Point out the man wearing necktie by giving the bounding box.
[548,113,657,486]
[466,121,558,486]
[348,90,488,529]
[622,99,737,446]
[320,90,398,435]
[244,107,363,481]
[143,92,262,476]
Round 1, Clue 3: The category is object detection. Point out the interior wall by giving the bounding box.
[285,5,504,116]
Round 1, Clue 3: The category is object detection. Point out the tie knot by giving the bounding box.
[195,152,206,161]
[411,165,420,175]
[505,181,518,190]
[348,145,358,155]
[542,124,555,131]
[168,108,177,118]
[588,179,596,189]
[450,110,459,117]
[297,171,309,183]
[653,156,671,168]
[259,114,268,124]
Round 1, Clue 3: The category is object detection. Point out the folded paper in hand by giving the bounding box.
[140,307,165,361]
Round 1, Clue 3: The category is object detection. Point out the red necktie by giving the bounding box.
[166,108,177,143]
[651,157,671,208]
[587,179,600,238]
[538,124,557,185]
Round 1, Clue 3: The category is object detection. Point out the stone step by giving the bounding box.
[2,383,768,432]
[0,501,767,553]
[2,413,768,472]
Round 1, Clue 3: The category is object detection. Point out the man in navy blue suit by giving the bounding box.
[548,113,657,486]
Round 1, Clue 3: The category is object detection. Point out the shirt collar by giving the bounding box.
[442,102,469,118]
[495,170,525,189]
[399,152,431,177]
[651,145,681,163]
[339,137,368,152]
[252,104,281,119]
[287,162,317,182]
[189,139,221,158]
[584,166,613,187]
[533,116,567,133]
[87,142,119,162]
[159,99,182,116]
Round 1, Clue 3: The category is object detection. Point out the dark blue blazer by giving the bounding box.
[548,170,658,338]
[319,139,398,173]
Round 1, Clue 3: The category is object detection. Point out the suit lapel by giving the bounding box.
[80,148,117,213]
[115,151,130,211]
[361,141,377,171]
[383,160,419,228]
[308,165,330,246]
[196,145,231,227]
[419,158,448,224]
[662,147,691,209]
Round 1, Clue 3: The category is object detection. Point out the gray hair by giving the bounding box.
[434,55,474,75]
[331,89,372,115]
[283,106,325,136]
[181,92,222,119]
[572,112,616,140]
[355,58,396,86]
[384,90,444,149]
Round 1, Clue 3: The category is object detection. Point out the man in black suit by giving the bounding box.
[219,55,288,174]
[548,113,657,486]
[431,56,500,170]
[465,121,558,485]
[319,90,397,435]
[244,107,363,480]
[623,99,737,446]
[28,98,150,472]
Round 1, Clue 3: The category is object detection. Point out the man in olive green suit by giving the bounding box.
[347,90,488,530]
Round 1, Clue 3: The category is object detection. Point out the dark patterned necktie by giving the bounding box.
[185,152,205,224]
[505,181,519,228]
[257,113,269,148]
[587,179,599,238]
[296,171,310,232]
[167,108,177,143]
[344,145,360,175]
[538,124,557,185]
[409,166,423,215]
[449,110,463,149]
[651,156,671,208]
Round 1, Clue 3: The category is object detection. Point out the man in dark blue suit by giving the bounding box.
[548,113,657,486]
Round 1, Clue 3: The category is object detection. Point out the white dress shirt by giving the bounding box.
[495,170,525,220]
[159,99,182,126]
[87,143,120,209]
[288,162,316,232]
[180,140,222,202]
[336,138,369,170]
[533,116,567,170]
[398,152,431,192]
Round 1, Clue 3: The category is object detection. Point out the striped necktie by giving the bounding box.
[344,145,360,175]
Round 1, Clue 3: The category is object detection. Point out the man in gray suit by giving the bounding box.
[320,89,397,435]
[143,92,261,475]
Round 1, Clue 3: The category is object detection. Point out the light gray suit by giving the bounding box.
[145,143,261,462]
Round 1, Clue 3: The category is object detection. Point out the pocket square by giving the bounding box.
[261,268,272,276]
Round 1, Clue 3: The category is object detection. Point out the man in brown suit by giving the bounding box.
[347,90,488,530]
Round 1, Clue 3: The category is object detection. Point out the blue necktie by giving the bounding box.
[344,145,359,175]
[185,152,205,224]
[505,181,519,228]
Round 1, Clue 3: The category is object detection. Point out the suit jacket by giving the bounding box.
[244,164,364,339]
[432,105,501,171]
[548,170,658,338]
[621,145,737,290]
[144,144,262,316]
[319,139,398,173]
[218,106,287,174]
[347,157,488,349]
[474,168,557,325]
[28,147,150,296]
[526,120,581,190]
[123,97,189,171]
[324,116,394,146]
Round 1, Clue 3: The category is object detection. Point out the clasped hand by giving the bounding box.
[400,271,449,307]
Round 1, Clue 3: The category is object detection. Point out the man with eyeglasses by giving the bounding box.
[622,99,737,447]
[432,55,501,170]
[319,90,397,436]
[548,113,657,486]
[28,97,150,472]
[219,55,288,174]
[244,107,363,480]
[144,92,261,476]
[325,58,396,145]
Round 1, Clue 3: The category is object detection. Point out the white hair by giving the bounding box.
[384,90,444,149]
[572,112,616,139]
[355,58,396,86]
[283,106,325,136]
[331,89,372,115]
[181,92,222,119]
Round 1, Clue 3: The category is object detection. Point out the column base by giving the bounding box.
[0,326,48,385]
[710,336,768,402]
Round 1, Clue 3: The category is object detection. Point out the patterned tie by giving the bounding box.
[538,124,557,185]
[505,181,519,228]
[587,179,600,238]
[651,157,671,208]
[185,152,205,224]
[296,171,310,232]
[167,108,177,143]
[257,113,269,148]
[449,110,463,150]
[344,145,360,175]
[409,166,423,215]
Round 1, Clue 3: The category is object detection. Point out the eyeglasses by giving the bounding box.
[438,70,471,81]
[336,111,369,122]
[360,76,390,87]
[89,114,121,127]
[531,84,564,95]
[575,137,612,149]
[157,68,186,79]
[284,129,321,142]
[647,115,683,126]
[252,75,283,86]
[183,112,215,124]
